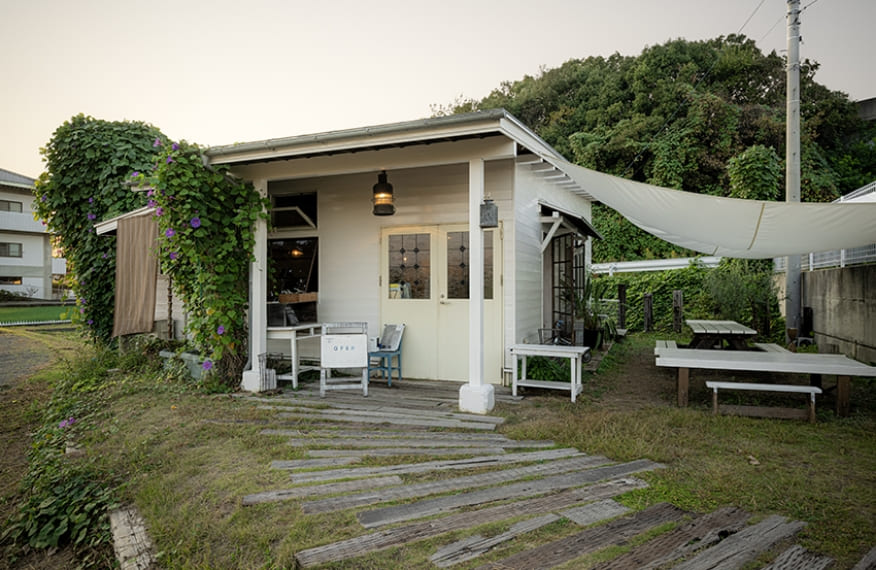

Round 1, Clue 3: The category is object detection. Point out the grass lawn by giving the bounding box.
[2,328,874,568]
[0,305,70,323]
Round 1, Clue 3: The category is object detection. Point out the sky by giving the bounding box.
[2,0,874,179]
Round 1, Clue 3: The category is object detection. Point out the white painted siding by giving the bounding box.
[512,162,594,352]
[261,161,515,377]
[0,187,59,299]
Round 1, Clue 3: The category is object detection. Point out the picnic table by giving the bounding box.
[655,346,876,417]
[686,319,757,350]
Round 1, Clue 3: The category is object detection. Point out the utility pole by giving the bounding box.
[785,0,802,342]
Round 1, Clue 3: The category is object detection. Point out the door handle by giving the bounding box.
[439,294,448,305]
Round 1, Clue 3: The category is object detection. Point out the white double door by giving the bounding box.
[380,224,502,383]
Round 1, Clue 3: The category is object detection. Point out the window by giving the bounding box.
[0,243,23,257]
[446,230,494,300]
[0,276,22,285]
[0,199,23,213]
[388,233,431,299]
[268,237,318,322]
[269,192,317,229]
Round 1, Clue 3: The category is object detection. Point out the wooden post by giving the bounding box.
[836,376,851,417]
[643,293,653,332]
[617,283,627,329]
[677,367,689,407]
[672,290,683,333]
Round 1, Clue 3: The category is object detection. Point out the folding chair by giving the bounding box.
[368,324,405,386]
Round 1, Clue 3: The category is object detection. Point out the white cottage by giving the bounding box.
[204,109,600,412]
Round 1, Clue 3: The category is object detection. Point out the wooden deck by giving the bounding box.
[238,378,857,568]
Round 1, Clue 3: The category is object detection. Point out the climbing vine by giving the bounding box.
[139,140,269,388]
[34,115,166,343]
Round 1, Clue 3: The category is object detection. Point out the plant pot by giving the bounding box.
[578,328,602,350]
[159,350,204,380]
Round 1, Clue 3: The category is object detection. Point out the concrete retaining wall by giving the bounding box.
[803,264,875,364]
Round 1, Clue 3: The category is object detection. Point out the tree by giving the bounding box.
[437,35,873,261]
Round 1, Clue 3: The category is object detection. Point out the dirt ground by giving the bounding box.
[0,328,79,570]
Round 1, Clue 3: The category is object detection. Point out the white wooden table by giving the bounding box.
[510,344,591,402]
[686,319,757,350]
[267,323,321,389]
[656,347,876,416]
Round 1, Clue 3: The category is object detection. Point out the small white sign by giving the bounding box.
[321,333,368,368]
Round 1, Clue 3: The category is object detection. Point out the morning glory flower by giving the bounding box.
[148,199,157,208]
[155,207,164,217]
[153,138,162,147]
[87,319,94,325]
[190,217,201,228]
[172,142,179,151]
[88,197,94,203]
[147,188,154,197]
[165,228,175,238]
[166,156,174,164]
[132,171,139,177]
[202,360,213,371]
[169,251,178,260]
[217,325,225,335]
[87,213,96,220]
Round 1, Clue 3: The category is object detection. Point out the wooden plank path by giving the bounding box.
[280,447,583,483]
[239,378,842,569]
[302,455,614,514]
[357,458,663,528]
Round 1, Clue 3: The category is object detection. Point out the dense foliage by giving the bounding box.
[33,115,165,342]
[595,261,783,341]
[435,35,874,262]
[139,141,269,388]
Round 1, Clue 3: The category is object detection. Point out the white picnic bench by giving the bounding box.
[510,344,592,403]
[686,319,757,350]
[655,345,876,417]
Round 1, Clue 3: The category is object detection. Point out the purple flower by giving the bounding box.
[217,325,225,335]
[166,156,174,164]
[165,228,175,238]
[169,251,178,260]
[202,360,213,371]
[172,142,179,151]
[87,213,96,220]
[153,138,162,147]
[40,195,46,202]
[190,217,201,228]
[87,319,94,325]
[155,207,164,217]
[147,188,154,197]
[88,197,94,203]
[59,417,76,429]
[102,253,107,259]
[132,171,139,177]
[148,199,157,208]
[79,307,85,314]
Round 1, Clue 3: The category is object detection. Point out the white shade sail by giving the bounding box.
[555,160,876,259]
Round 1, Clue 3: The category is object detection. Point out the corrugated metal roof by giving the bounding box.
[0,168,36,189]
[205,109,566,166]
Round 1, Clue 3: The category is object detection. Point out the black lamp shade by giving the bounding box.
[372,170,396,216]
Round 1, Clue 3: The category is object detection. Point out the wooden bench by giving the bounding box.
[654,340,678,356]
[510,344,592,403]
[754,342,792,354]
[655,348,876,416]
[705,380,823,423]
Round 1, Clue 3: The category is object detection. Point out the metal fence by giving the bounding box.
[774,243,876,272]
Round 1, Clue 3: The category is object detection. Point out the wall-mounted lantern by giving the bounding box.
[480,197,498,228]
[372,170,396,216]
